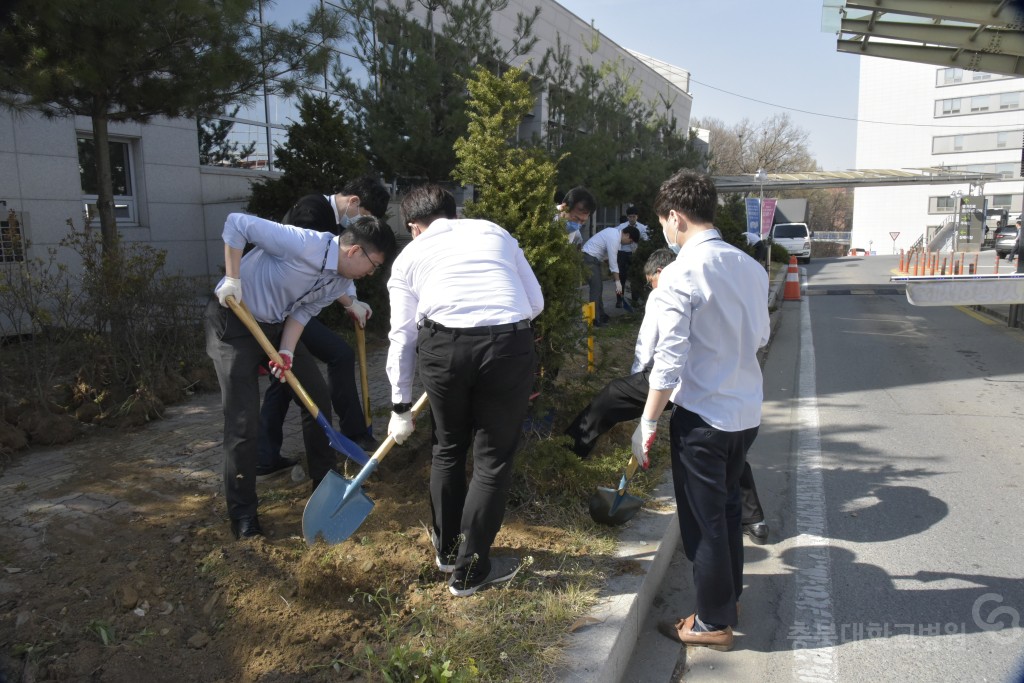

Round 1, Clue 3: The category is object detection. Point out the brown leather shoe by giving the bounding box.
[656,614,734,651]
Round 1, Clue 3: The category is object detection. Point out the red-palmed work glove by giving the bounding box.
[268,349,293,381]
[344,299,372,328]
[215,276,241,307]
[630,418,657,469]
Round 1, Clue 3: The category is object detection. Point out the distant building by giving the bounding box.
[852,57,1023,252]
[0,0,691,281]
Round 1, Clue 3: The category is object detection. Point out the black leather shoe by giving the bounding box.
[743,521,769,545]
[231,515,263,540]
[255,456,299,478]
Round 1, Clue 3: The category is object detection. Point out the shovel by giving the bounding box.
[226,296,369,466]
[589,454,643,525]
[302,392,429,545]
[354,325,373,437]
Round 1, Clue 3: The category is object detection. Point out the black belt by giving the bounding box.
[420,318,532,336]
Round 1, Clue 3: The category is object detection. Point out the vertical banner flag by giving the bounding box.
[745,198,760,235]
[760,198,777,237]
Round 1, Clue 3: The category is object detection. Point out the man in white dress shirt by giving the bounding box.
[581,224,640,326]
[385,184,544,597]
[631,170,770,651]
[614,206,649,308]
[206,214,396,540]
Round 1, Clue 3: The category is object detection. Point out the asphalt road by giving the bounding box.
[627,255,1024,683]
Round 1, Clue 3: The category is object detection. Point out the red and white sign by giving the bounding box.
[889,231,900,241]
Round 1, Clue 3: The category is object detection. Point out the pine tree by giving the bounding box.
[453,66,581,380]
[246,93,367,221]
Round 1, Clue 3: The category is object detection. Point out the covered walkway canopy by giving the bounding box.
[823,0,1024,77]
[712,168,1003,193]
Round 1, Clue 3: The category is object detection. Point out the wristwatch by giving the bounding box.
[392,402,412,414]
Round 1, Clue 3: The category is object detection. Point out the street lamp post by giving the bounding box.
[950,190,963,252]
[755,168,768,270]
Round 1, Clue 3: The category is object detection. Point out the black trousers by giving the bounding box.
[564,370,765,523]
[258,316,368,466]
[616,251,632,299]
[204,298,336,519]
[583,253,608,323]
[417,324,536,583]
[670,406,758,627]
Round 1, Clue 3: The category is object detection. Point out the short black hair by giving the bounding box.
[622,226,640,244]
[644,248,675,277]
[340,176,391,219]
[562,187,596,214]
[338,215,397,263]
[401,183,457,230]
[626,206,638,216]
[654,169,717,224]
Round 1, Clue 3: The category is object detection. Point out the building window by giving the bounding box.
[971,72,993,81]
[0,203,25,263]
[937,67,963,85]
[953,135,964,151]
[937,98,961,116]
[970,96,990,112]
[77,136,137,224]
[935,196,955,212]
[990,195,1012,209]
[999,92,1020,110]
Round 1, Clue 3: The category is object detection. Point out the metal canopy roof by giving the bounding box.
[828,0,1024,76]
[712,167,1004,193]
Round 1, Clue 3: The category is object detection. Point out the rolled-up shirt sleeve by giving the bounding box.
[632,288,663,374]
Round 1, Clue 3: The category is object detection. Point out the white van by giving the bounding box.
[770,222,812,263]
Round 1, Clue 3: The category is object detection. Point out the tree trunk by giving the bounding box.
[90,110,119,256]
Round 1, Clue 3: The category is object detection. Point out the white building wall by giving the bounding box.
[853,56,1024,253]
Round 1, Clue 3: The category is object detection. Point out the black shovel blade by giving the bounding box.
[589,486,643,526]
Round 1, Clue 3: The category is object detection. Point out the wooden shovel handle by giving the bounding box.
[355,325,371,430]
[225,296,322,419]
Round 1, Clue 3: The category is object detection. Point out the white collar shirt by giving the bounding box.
[582,227,625,272]
[386,218,545,403]
[632,286,665,374]
[649,229,771,431]
[218,213,351,327]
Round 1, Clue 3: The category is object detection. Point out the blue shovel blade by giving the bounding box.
[302,470,375,545]
[315,412,369,466]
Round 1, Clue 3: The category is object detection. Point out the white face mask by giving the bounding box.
[340,200,357,229]
[663,219,681,254]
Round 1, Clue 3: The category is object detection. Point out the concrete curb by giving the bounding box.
[557,264,789,683]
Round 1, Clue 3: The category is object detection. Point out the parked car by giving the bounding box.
[995,226,1019,258]
[769,222,813,263]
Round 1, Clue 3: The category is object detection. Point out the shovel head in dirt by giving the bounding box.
[302,393,429,545]
[589,455,642,526]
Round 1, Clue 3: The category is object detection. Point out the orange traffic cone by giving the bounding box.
[783,255,801,301]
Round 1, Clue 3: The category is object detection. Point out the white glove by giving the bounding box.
[215,276,242,307]
[614,280,623,296]
[344,299,372,328]
[631,418,658,469]
[388,410,414,445]
[268,349,293,381]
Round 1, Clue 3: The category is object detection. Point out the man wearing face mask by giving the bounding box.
[633,170,770,651]
[556,187,596,248]
[256,176,392,479]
